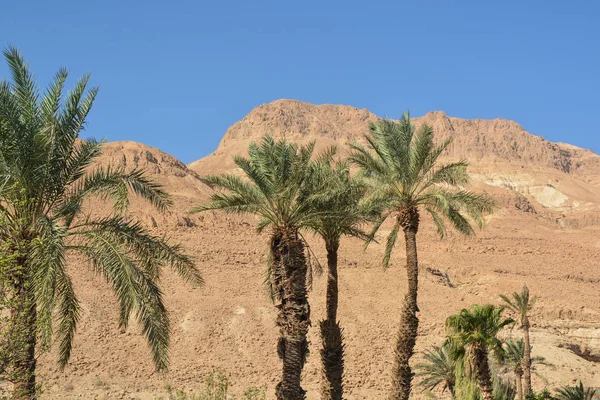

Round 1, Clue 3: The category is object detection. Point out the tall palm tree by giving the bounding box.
[445,305,514,400]
[349,113,495,399]
[500,285,537,397]
[304,153,376,400]
[192,136,320,400]
[0,48,202,399]
[415,344,456,398]
[500,339,548,400]
[554,382,597,400]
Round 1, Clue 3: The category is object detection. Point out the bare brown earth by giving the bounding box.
[31,100,600,399]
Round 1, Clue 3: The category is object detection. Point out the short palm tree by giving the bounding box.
[501,339,548,400]
[0,48,201,399]
[304,153,376,400]
[349,113,495,400]
[445,305,514,400]
[192,136,320,400]
[500,285,537,397]
[554,382,597,400]
[415,344,456,398]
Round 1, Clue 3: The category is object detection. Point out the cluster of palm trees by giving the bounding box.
[193,109,495,399]
[417,287,597,400]
[1,49,596,400]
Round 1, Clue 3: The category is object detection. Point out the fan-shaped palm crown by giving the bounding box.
[445,305,514,400]
[445,305,514,364]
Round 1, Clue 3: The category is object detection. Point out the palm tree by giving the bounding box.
[415,344,456,398]
[554,382,597,400]
[349,113,495,399]
[501,339,548,400]
[0,48,202,399]
[304,153,376,400]
[445,305,514,400]
[500,285,537,397]
[503,339,549,399]
[192,136,320,400]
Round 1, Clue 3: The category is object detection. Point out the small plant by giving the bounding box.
[93,376,109,390]
[243,386,267,400]
[526,389,555,399]
[200,372,230,400]
[164,372,266,400]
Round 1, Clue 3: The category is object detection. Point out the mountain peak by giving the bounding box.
[189,100,599,179]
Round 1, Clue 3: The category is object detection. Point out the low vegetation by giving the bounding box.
[164,372,266,400]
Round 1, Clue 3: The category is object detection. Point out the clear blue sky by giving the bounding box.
[1,1,598,163]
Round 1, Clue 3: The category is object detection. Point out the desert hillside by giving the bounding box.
[36,101,600,399]
[190,99,600,178]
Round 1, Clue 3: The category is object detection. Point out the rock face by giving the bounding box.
[190,99,600,179]
[89,141,213,229]
[100,141,200,179]
[514,192,537,213]
[189,99,600,219]
[217,99,378,145]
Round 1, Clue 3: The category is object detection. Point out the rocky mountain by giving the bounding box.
[190,99,600,178]
[190,99,600,219]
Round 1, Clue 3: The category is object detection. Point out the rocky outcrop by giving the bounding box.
[191,100,600,178]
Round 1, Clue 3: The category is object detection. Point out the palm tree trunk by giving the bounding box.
[271,228,310,400]
[522,321,532,397]
[9,258,38,400]
[389,223,419,400]
[473,346,494,400]
[320,239,344,400]
[516,371,523,400]
[325,240,339,323]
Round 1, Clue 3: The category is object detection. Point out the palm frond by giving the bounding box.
[500,285,536,328]
[56,166,172,225]
[382,219,401,269]
[415,344,455,394]
[555,381,597,400]
[73,216,202,286]
[425,207,447,239]
[77,231,171,370]
[54,269,80,369]
[3,46,39,126]
[29,215,67,349]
